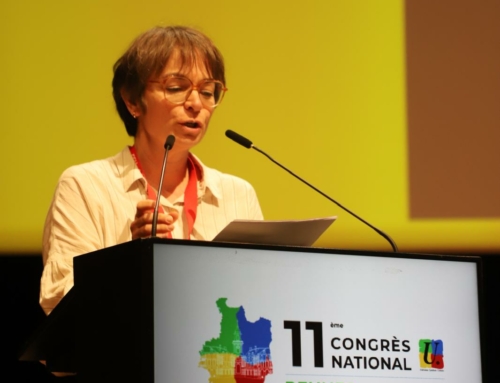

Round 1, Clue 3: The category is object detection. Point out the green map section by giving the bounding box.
[200,298,241,355]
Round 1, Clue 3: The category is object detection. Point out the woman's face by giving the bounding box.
[136,53,216,153]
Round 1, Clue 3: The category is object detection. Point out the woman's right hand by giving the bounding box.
[130,199,179,239]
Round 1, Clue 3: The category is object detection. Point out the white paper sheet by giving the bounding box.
[212,216,336,247]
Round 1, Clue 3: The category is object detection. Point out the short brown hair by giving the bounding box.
[112,26,226,136]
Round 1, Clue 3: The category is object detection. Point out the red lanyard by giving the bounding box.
[128,146,198,239]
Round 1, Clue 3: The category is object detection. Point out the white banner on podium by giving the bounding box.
[153,244,482,383]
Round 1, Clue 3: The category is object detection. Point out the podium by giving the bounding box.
[20,238,484,382]
[20,238,160,381]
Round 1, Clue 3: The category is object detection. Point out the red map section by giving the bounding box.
[234,356,273,383]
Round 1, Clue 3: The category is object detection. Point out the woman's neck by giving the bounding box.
[133,134,190,200]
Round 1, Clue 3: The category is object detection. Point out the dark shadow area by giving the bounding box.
[0,255,57,383]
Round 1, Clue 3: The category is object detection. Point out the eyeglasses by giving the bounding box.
[149,75,227,108]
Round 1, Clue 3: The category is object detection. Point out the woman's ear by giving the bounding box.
[121,89,141,118]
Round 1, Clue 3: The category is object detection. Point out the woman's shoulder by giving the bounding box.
[58,148,133,187]
[60,148,130,176]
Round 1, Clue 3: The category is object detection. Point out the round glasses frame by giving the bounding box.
[149,75,227,108]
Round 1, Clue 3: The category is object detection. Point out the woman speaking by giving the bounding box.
[40,26,263,314]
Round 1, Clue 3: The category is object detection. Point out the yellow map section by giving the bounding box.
[199,353,237,383]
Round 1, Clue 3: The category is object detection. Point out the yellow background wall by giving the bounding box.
[1,0,499,253]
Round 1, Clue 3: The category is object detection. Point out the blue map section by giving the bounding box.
[236,307,272,364]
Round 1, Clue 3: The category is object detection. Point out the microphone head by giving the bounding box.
[164,135,175,150]
[225,130,253,149]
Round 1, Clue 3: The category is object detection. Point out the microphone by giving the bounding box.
[225,129,398,252]
[226,129,252,148]
[151,135,176,237]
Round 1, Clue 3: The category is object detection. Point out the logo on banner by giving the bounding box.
[419,339,444,370]
[199,298,273,382]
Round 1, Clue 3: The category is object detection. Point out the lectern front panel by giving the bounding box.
[153,243,482,383]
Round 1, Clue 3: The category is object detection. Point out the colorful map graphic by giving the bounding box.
[199,298,273,383]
